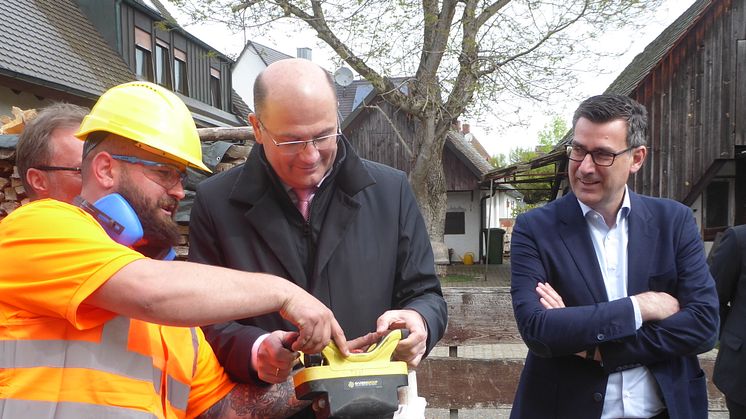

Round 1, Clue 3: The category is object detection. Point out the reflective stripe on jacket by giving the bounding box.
[0,316,199,418]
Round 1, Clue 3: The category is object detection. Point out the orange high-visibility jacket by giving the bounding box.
[0,200,235,418]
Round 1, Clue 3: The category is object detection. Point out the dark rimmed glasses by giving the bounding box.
[258,120,340,156]
[34,165,81,174]
[110,154,186,189]
[566,143,636,167]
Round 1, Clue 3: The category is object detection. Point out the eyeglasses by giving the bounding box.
[110,154,186,189]
[34,165,81,174]
[258,120,340,156]
[566,143,636,167]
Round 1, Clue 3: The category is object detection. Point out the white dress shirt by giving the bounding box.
[578,187,666,418]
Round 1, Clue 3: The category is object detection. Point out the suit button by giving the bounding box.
[597,333,605,341]
[593,392,603,402]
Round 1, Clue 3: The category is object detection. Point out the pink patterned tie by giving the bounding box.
[293,188,315,220]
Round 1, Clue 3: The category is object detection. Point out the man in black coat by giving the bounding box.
[188,58,447,404]
[708,224,746,419]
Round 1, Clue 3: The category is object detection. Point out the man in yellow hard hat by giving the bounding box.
[0,81,348,418]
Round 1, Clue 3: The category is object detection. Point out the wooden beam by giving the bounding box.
[197,126,255,142]
[440,287,520,346]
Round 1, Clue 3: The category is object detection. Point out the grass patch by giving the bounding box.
[442,274,478,283]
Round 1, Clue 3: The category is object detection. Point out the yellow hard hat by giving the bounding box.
[76,81,210,172]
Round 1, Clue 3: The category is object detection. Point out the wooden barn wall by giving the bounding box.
[629,0,745,201]
[344,102,480,192]
[343,101,417,173]
[444,148,479,191]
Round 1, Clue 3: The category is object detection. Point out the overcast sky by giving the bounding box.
[166,0,698,157]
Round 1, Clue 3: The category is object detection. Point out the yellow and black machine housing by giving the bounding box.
[293,329,409,418]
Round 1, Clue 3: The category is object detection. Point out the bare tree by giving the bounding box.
[169,0,661,242]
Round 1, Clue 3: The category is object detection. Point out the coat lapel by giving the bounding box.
[557,193,609,302]
[313,190,361,279]
[313,141,375,279]
[626,192,657,296]
[228,146,309,288]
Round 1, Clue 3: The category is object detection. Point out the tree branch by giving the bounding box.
[474,0,511,29]
[478,1,590,77]
[266,1,425,115]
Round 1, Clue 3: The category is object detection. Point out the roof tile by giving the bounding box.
[0,0,135,98]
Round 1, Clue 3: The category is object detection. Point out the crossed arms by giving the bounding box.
[510,209,718,373]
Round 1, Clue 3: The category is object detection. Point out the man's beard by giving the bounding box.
[118,172,180,249]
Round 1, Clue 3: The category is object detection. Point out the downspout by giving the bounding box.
[479,179,497,280]
[485,179,494,280]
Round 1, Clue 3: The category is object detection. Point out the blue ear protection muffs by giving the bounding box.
[74,194,176,261]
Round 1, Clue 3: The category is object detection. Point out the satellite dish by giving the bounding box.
[333,67,354,87]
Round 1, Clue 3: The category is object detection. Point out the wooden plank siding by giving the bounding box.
[444,148,480,191]
[343,101,477,190]
[344,101,417,174]
[628,0,741,203]
[736,40,746,146]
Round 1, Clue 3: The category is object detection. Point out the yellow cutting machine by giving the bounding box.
[293,329,409,418]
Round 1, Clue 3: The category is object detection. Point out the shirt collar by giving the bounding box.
[577,185,631,223]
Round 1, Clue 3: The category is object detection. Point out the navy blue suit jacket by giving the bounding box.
[510,191,718,419]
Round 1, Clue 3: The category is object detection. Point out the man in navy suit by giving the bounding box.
[708,225,746,419]
[510,94,718,419]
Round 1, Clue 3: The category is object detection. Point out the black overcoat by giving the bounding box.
[188,139,447,385]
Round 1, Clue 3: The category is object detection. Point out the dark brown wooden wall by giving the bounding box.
[344,101,417,173]
[343,101,478,191]
[629,0,746,201]
[444,147,479,191]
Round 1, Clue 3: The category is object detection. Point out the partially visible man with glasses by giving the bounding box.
[16,102,88,203]
[509,94,718,419]
[188,58,447,413]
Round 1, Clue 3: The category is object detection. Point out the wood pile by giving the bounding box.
[0,107,35,221]
[0,107,37,134]
[216,142,252,172]
[0,165,25,220]
[199,126,254,173]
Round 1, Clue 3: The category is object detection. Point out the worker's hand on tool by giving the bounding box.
[376,309,427,367]
[280,287,349,356]
[347,331,387,353]
[257,331,301,384]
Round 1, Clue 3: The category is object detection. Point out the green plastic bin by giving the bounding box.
[483,228,505,264]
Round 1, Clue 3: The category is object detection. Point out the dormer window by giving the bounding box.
[210,68,221,108]
[155,39,171,88]
[174,48,188,94]
[134,28,152,81]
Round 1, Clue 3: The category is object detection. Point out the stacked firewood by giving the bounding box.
[0,163,25,220]
[0,107,37,135]
[0,107,35,221]
[197,126,254,173]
